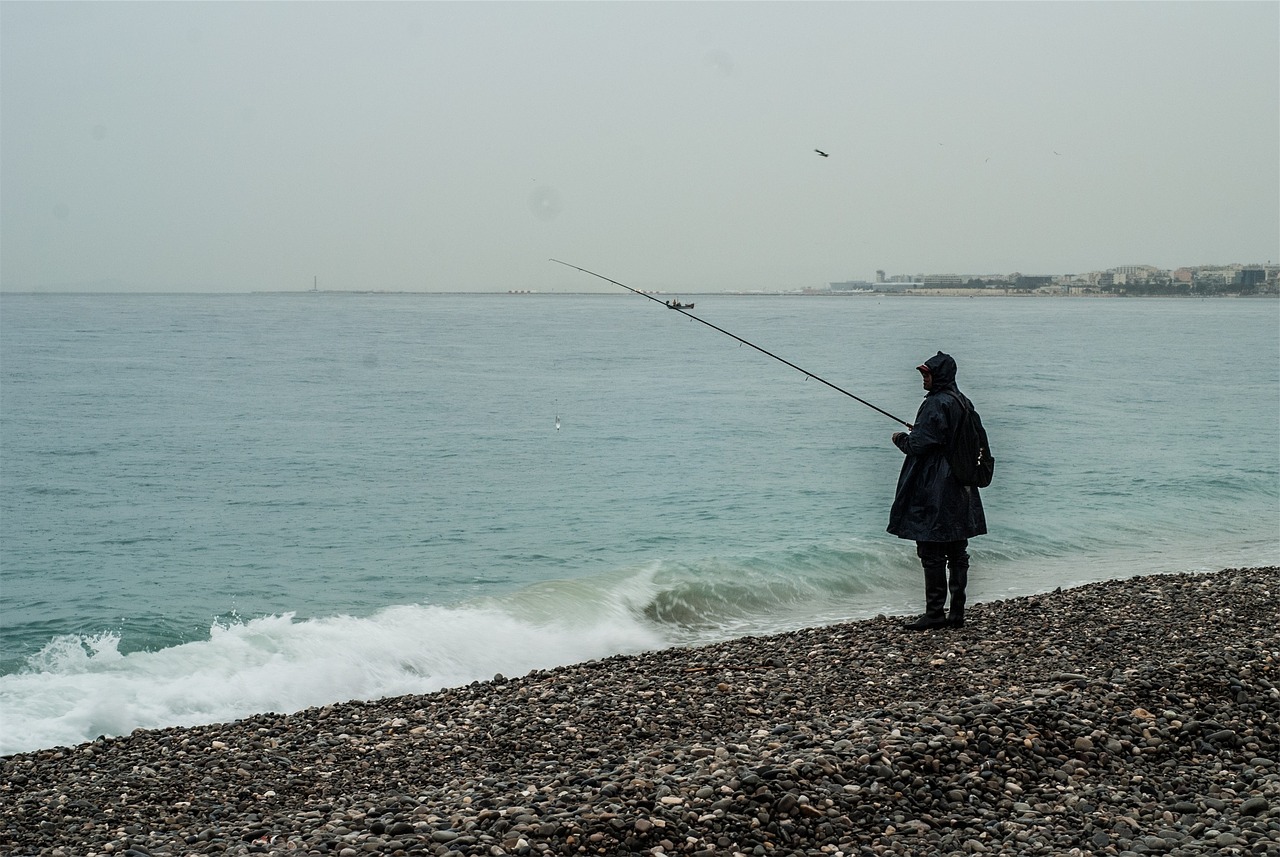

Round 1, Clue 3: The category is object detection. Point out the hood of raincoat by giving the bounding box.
[918,351,958,392]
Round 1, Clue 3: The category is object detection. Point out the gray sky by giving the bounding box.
[2,1,1277,293]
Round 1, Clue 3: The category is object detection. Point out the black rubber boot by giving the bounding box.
[948,561,968,628]
[904,561,949,631]
[904,611,948,631]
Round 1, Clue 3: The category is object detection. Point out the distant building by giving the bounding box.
[922,274,963,288]
[1240,268,1266,288]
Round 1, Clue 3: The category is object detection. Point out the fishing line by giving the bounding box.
[550,259,913,429]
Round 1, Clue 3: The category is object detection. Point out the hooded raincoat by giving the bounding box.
[887,352,987,543]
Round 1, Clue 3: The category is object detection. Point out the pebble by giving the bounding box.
[2,567,1277,857]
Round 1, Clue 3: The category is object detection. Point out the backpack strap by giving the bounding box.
[939,388,969,413]
[938,389,969,441]
[941,389,991,453]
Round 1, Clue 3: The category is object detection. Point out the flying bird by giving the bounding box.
[814,149,829,158]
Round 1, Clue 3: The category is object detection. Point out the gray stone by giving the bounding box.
[1241,797,1269,816]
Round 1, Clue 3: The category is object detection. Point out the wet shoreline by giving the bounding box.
[4,567,1277,856]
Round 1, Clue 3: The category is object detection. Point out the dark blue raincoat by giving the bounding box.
[887,352,987,543]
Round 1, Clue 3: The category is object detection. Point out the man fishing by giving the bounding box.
[550,263,989,631]
[888,352,987,630]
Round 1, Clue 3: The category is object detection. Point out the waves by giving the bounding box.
[0,541,920,756]
[0,601,658,757]
[5,530,1275,756]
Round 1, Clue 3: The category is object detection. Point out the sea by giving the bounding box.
[1,291,1277,756]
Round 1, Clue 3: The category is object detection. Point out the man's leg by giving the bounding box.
[904,541,949,630]
[944,539,969,628]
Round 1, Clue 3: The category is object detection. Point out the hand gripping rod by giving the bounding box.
[550,259,913,429]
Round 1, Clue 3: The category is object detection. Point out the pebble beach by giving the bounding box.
[3,567,1277,857]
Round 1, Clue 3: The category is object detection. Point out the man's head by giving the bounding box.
[917,352,957,391]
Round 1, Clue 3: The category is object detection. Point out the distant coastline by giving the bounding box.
[7,260,1277,299]
[3,289,1276,299]
[253,290,1279,298]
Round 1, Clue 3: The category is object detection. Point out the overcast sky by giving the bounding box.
[2,1,1276,293]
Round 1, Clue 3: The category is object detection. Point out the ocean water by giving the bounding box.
[1,291,1277,755]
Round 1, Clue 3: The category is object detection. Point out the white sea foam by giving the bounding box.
[0,601,666,756]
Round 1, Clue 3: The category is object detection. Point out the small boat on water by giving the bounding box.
[666,300,694,309]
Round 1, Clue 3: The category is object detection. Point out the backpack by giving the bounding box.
[941,390,995,488]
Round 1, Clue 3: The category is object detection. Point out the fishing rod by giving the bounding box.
[550,259,913,429]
